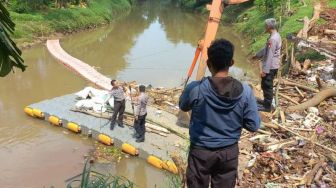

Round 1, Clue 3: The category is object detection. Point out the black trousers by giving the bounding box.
[186,143,239,188]
[261,69,278,108]
[110,100,125,128]
[134,113,147,140]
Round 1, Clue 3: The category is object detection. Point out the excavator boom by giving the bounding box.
[185,0,249,82]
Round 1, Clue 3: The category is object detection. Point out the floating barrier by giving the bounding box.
[67,122,81,133]
[147,155,163,169]
[24,107,34,117]
[25,82,186,175]
[98,134,113,145]
[32,108,44,118]
[46,39,111,90]
[121,143,138,156]
[162,161,179,174]
[48,115,62,126]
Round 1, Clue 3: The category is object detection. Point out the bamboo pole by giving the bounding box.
[279,93,300,105]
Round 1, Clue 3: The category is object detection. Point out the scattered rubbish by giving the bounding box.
[241,5,336,187]
[264,182,282,188]
[288,113,304,120]
[246,154,258,168]
[315,126,325,134]
[308,107,319,115]
[303,113,322,128]
[298,139,306,147]
[155,110,162,116]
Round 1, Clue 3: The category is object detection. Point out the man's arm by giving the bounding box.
[242,87,260,132]
[254,47,266,59]
[179,82,198,112]
[263,38,277,74]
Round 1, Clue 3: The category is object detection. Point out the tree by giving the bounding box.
[0,2,25,77]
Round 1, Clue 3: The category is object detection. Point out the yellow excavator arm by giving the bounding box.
[185,0,249,85]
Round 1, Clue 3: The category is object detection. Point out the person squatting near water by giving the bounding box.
[132,85,149,143]
[179,39,260,188]
[108,80,126,130]
[253,18,282,112]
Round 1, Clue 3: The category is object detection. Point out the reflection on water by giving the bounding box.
[62,0,256,87]
[0,0,256,187]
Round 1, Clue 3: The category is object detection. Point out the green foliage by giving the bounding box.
[329,0,336,8]
[296,49,326,63]
[9,0,132,44]
[179,0,315,53]
[254,0,282,15]
[234,0,314,53]
[0,2,25,77]
[67,159,134,188]
[165,174,182,188]
[11,0,51,13]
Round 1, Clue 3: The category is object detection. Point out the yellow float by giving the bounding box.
[32,109,44,118]
[24,107,34,117]
[121,143,139,156]
[67,122,81,133]
[98,134,113,145]
[147,155,163,169]
[162,161,179,174]
[48,115,62,126]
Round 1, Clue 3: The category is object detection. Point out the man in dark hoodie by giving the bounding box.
[179,39,260,188]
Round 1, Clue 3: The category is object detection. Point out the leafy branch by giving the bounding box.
[0,2,25,77]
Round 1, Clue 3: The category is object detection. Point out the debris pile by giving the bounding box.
[241,4,336,186]
[122,81,182,114]
[241,117,336,187]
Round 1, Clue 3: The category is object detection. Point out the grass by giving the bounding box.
[9,0,132,45]
[234,0,314,53]
[328,0,336,8]
[296,49,326,63]
[66,159,134,188]
[179,0,316,53]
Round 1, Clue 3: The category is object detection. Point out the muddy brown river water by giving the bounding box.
[0,0,257,187]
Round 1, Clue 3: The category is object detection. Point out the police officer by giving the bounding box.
[253,18,282,112]
[109,80,126,130]
[133,85,149,143]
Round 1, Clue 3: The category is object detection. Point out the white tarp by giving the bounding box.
[74,87,113,113]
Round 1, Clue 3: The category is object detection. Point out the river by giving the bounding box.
[0,0,256,187]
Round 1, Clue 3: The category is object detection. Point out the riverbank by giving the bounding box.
[179,0,335,53]
[9,0,134,48]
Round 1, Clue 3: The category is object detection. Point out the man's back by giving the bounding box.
[179,77,260,148]
[136,93,149,116]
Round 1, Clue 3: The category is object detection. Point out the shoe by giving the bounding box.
[136,138,144,143]
[258,104,272,112]
[256,97,264,105]
[118,124,125,128]
[110,125,114,130]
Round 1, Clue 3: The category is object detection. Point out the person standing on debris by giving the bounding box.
[132,85,149,143]
[179,39,260,188]
[109,80,126,130]
[253,18,282,112]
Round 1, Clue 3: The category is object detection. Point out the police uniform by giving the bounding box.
[109,86,126,130]
[134,92,149,142]
[256,31,282,109]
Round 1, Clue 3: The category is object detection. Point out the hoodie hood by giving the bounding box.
[201,77,244,110]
